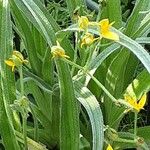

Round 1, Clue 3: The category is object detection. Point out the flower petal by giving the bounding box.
[5,60,15,67]
[102,31,119,41]
[138,93,147,110]
[51,42,69,58]
[99,19,109,27]
[106,144,113,150]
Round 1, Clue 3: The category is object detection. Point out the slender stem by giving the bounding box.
[23,115,28,150]
[62,58,117,102]
[71,31,78,76]
[32,110,38,141]
[62,58,133,109]
[85,46,92,64]
[85,41,100,69]
[19,66,24,98]
[114,138,136,144]
[96,3,102,22]
[134,112,138,139]
[62,58,84,71]
[81,47,90,66]
[88,74,117,103]
[19,66,28,149]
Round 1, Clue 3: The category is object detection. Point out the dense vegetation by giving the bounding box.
[0,0,150,149]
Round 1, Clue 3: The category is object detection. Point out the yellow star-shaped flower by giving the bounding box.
[5,51,28,71]
[51,41,70,59]
[99,19,119,41]
[124,93,147,112]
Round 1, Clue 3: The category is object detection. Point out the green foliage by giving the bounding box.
[0,0,150,150]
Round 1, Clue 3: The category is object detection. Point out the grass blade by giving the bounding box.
[74,81,104,150]
[125,69,150,99]
[0,0,20,149]
[55,59,79,150]
[106,0,122,28]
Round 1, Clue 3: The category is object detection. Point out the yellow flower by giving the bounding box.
[51,41,70,59]
[124,93,147,112]
[106,144,113,150]
[81,33,98,48]
[99,19,119,41]
[5,51,28,71]
[78,16,89,31]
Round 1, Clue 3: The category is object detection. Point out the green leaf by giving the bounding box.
[133,12,150,38]
[0,0,20,149]
[24,80,52,122]
[125,0,150,36]
[136,37,150,44]
[116,29,150,73]
[136,126,150,142]
[125,69,150,99]
[66,0,86,17]
[13,0,56,46]
[55,59,79,150]
[74,81,104,150]
[88,43,120,71]
[10,1,42,75]
[30,104,51,129]
[106,0,122,28]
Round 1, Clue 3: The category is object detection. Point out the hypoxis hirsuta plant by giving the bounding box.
[1,0,150,150]
[54,13,149,149]
[5,51,29,149]
[5,51,46,150]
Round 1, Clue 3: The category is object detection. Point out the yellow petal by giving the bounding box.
[137,93,147,110]
[5,60,15,72]
[99,19,109,27]
[124,94,137,109]
[106,144,113,150]
[62,54,70,59]
[102,31,119,41]
[99,19,119,41]
[5,60,15,67]
[51,42,69,58]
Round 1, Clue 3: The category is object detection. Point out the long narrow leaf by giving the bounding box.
[0,0,20,149]
[74,81,104,150]
[55,59,79,150]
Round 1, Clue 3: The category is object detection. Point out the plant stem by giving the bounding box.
[81,47,90,66]
[85,41,100,69]
[19,66,24,98]
[63,58,84,71]
[96,3,102,22]
[31,108,39,141]
[62,58,134,109]
[88,74,117,103]
[19,66,28,149]
[62,58,117,102]
[114,137,136,144]
[134,112,138,139]
[23,115,28,150]
[71,31,78,76]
